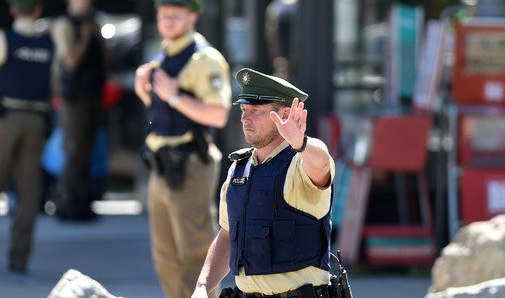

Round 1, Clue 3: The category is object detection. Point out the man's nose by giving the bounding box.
[240,112,249,122]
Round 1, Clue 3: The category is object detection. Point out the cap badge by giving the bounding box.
[242,72,251,85]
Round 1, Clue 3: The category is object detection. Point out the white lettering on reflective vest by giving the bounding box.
[14,47,51,63]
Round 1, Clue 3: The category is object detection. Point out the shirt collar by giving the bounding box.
[13,18,40,36]
[162,31,205,56]
[251,141,290,166]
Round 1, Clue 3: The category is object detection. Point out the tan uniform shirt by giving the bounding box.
[145,31,232,153]
[50,16,75,62]
[219,141,336,295]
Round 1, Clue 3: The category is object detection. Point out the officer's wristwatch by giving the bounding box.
[168,94,182,108]
[293,134,308,152]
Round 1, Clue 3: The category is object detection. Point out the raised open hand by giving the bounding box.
[270,98,307,150]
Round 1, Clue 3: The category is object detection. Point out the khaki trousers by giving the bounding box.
[148,150,220,298]
[0,111,46,269]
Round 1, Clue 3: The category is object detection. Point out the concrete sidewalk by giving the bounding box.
[0,214,431,298]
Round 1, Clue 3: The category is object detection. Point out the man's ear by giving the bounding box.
[189,11,199,26]
[9,6,19,18]
[281,107,290,120]
[33,4,43,18]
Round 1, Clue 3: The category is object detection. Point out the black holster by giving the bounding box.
[156,144,191,189]
[139,129,212,189]
[329,272,353,298]
[140,141,205,189]
[329,250,354,298]
[140,145,163,175]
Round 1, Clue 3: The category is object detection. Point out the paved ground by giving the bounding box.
[0,214,432,298]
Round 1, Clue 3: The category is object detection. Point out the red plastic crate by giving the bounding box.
[458,115,505,166]
[460,167,505,225]
[363,225,436,265]
[368,115,431,171]
[452,21,505,105]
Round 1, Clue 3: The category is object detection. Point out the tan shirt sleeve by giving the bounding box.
[179,46,232,108]
[218,162,236,231]
[283,155,336,219]
[0,30,7,66]
[51,17,75,61]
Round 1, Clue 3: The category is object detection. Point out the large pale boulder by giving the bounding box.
[428,215,505,294]
[425,278,505,298]
[47,269,123,298]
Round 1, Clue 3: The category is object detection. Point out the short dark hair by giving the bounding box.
[8,0,41,15]
[271,102,286,111]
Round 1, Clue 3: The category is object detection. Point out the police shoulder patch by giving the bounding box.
[209,73,223,90]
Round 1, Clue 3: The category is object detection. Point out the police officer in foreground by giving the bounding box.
[0,0,54,273]
[134,0,231,297]
[191,68,340,298]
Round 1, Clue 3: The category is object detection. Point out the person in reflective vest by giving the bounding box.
[0,0,54,273]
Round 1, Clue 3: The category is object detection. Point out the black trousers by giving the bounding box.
[59,96,103,217]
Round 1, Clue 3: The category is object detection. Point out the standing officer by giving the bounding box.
[134,0,231,297]
[191,68,335,298]
[0,0,54,273]
[52,0,106,221]
[265,0,299,80]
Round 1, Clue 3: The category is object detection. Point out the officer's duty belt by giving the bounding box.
[222,283,332,298]
[145,131,194,151]
[1,96,50,113]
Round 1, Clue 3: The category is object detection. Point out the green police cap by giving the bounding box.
[7,0,42,13]
[234,68,308,106]
[154,0,204,14]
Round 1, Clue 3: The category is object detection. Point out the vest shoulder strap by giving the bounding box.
[228,148,254,162]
